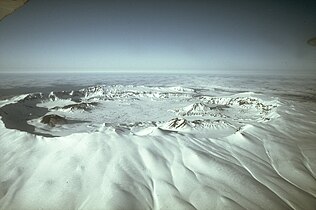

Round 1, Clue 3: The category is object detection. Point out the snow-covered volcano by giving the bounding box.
[0,75,315,210]
[1,85,278,137]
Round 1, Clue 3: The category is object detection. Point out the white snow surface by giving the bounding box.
[0,74,316,210]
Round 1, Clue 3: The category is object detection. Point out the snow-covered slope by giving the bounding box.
[0,76,315,210]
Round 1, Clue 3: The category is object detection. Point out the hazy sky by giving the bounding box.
[0,0,315,73]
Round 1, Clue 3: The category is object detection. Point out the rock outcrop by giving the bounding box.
[41,114,67,127]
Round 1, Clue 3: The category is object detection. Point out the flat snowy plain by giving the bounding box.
[0,73,315,210]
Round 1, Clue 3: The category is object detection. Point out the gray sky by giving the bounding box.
[0,0,315,73]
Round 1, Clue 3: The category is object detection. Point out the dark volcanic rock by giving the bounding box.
[19,93,44,102]
[41,114,67,127]
[62,102,98,111]
[52,102,98,111]
[168,118,188,129]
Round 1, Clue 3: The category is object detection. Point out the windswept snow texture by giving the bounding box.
[0,74,316,210]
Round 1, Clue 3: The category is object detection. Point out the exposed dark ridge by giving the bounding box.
[53,102,98,111]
